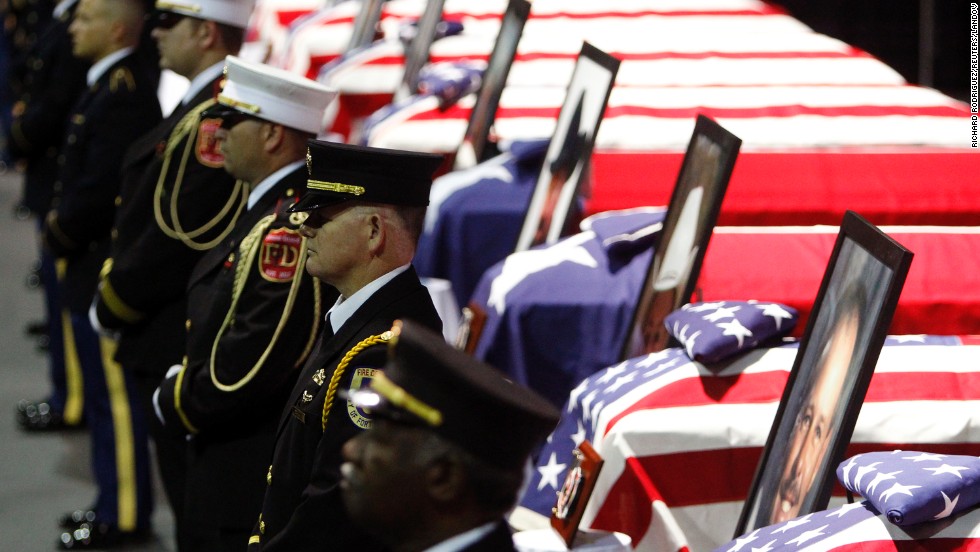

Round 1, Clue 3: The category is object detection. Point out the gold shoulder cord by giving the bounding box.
[153,99,248,251]
[208,216,321,392]
[321,331,394,432]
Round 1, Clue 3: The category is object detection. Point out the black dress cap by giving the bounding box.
[351,320,560,471]
[289,140,444,213]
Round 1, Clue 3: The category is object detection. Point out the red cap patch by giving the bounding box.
[259,228,303,282]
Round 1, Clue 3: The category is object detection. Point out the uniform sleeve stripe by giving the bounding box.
[174,365,200,434]
[46,214,78,250]
[99,276,145,324]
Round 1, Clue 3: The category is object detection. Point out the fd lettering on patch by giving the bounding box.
[196,118,225,168]
[347,368,379,429]
[259,228,303,282]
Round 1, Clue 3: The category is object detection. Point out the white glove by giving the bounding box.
[88,301,119,339]
[152,387,165,425]
[153,365,184,425]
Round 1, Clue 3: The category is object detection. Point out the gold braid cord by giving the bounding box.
[153,98,248,251]
[207,215,317,392]
[321,331,394,432]
[298,275,322,369]
[174,362,200,434]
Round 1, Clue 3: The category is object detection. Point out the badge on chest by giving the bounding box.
[347,367,379,429]
[260,228,303,282]
[196,117,224,168]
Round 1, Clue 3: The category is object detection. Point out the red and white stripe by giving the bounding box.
[573,343,980,551]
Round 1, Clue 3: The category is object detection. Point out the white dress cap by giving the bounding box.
[155,0,256,29]
[218,55,339,135]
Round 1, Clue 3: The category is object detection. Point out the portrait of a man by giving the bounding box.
[621,118,741,360]
[772,278,867,522]
[515,42,619,252]
[737,213,913,535]
[454,0,530,169]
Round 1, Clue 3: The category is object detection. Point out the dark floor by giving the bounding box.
[0,168,176,551]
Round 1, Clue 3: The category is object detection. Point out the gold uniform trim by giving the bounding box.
[154,98,247,251]
[155,1,202,12]
[10,119,33,152]
[307,180,365,196]
[370,371,443,427]
[46,212,78,251]
[321,331,394,432]
[109,67,136,93]
[56,259,85,425]
[174,362,200,434]
[99,275,145,324]
[99,337,139,531]
[209,215,320,392]
[217,94,261,114]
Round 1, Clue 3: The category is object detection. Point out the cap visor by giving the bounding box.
[288,192,350,213]
[339,388,426,426]
[202,103,237,117]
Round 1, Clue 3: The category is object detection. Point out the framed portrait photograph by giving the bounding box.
[735,210,914,536]
[619,115,741,359]
[393,0,446,102]
[346,0,386,53]
[513,42,620,252]
[453,0,531,170]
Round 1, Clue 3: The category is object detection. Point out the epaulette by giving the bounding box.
[109,67,136,93]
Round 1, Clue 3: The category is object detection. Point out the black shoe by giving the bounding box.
[15,400,83,432]
[24,320,48,337]
[59,509,97,528]
[35,334,50,352]
[58,522,151,549]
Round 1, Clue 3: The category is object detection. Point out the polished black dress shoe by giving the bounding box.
[14,400,83,432]
[59,509,97,528]
[35,334,50,352]
[58,522,151,549]
[24,320,48,337]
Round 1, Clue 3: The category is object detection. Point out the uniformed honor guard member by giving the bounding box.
[88,0,254,543]
[341,320,561,552]
[151,55,338,551]
[247,140,446,551]
[39,0,162,548]
[7,0,90,432]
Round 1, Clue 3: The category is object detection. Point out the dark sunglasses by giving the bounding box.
[150,10,188,30]
[202,105,262,130]
[216,111,261,130]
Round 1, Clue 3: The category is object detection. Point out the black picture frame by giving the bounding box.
[513,42,620,252]
[734,210,914,536]
[392,0,446,102]
[620,115,741,359]
[346,0,386,53]
[453,0,531,170]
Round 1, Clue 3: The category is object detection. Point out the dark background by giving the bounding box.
[774,0,970,102]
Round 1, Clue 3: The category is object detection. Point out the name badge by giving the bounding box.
[291,406,306,424]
